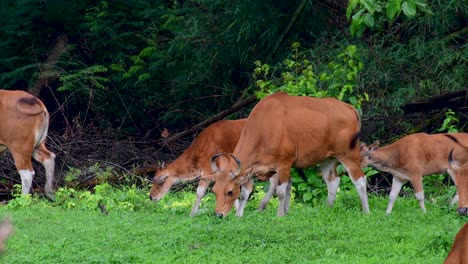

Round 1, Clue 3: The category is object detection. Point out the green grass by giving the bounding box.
[0,191,466,264]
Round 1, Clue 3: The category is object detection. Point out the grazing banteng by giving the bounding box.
[211,92,369,217]
[448,139,468,216]
[0,90,55,199]
[149,119,279,217]
[361,133,468,215]
[444,222,468,264]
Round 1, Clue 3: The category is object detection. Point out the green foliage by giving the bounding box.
[254,43,369,110]
[0,0,464,139]
[6,185,34,208]
[291,166,379,206]
[292,168,326,205]
[47,183,149,212]
[437,109,460,133]
[346,0,433,36]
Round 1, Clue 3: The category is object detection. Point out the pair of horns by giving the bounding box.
[210,153,241,178]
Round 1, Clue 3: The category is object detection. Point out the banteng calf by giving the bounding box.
[0,90,55,199]
[361,133,468,214]
[149,119,278,217]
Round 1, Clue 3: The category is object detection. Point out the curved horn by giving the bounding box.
[210,153,224,173]
[230,154,242,178]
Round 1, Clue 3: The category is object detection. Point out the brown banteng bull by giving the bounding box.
[448,138,468,216]
[361,133,468,215]
[149,119,280,217]
[211,92,369,217]
[444,222,468,264]
[0,90,55,199]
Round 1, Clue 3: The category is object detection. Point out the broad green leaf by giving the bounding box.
[402,0,416,17]
[298,183,308,191]
[303,192,313,202]
[363,13,375,27]
[386,0,401,20]
[352,8,365,21]
[346,0,360,18]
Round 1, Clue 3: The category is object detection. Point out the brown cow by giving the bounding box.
[444,222,468,263]
[361,133,468,215]
[0,90,55,199]
[211,92,369,217]
[149,119,279,217]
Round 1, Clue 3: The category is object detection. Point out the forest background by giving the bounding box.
[0,0,466,194]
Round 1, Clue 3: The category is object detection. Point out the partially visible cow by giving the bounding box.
[361,133,468,214]
[149,119,279,217]
[0,90,55,199]
[0,217,13,254]
[448,138,468,216]
[444,222,468,264]
[211,92,369,217]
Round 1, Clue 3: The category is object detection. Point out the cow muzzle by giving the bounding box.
[149,195,161,202]
[457,207,468,216]
[214,212,225,218]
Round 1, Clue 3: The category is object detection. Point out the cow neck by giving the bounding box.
[164,151,202,180]
[231,140,257,181]
[369,146,398,171]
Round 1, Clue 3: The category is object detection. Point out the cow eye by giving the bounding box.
[227,190,233,196]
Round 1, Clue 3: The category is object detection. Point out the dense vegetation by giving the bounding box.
[0,0,465,137]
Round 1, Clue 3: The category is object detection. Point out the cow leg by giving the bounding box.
[32,143,55,200]
[339,158,370,213]
[411,175,426,213]
[236,179,254,217]
[190,178,210,217]
[276,166,291,217]
[320,159,340,206]
[10,149,35,196]
[386,176,405,215]
[258,173,278,212]
[284,178,293,214]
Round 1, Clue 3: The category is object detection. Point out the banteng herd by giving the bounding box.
[1,90,467,261]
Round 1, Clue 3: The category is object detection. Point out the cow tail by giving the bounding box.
[350,108,362,149]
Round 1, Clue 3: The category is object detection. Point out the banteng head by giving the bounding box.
[149,162,170,202]
[360,141,384,168]
[211,153,244,217]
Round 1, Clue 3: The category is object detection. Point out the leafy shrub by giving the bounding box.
[254,42,368,110]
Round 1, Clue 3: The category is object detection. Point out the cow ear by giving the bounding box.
[360,142,367,151]
[153,175,168,184]
[229,171,237,180]
[236,175,251,185]
[369,140,380,150]
[235,168,253,185]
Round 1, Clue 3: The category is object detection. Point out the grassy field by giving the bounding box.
[0,190,466,264]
